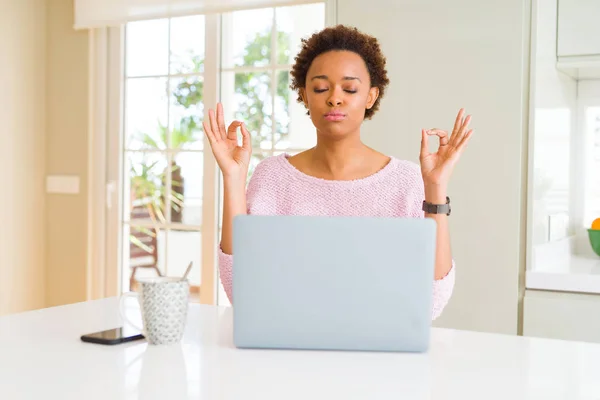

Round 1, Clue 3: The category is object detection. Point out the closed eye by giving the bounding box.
[313,89,357,94]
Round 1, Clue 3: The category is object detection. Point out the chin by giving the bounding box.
[315,123,346,137]
[315,120,360,138]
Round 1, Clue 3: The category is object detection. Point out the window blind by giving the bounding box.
[74,0,323,29]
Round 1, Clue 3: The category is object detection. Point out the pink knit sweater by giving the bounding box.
[218,153,455,320]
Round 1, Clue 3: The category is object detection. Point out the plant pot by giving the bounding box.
[588,229,600,257]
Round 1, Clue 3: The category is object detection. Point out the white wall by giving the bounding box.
[338,0,531,334]
[0,0,47,315]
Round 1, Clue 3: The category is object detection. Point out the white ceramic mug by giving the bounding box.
[119,277,190,345]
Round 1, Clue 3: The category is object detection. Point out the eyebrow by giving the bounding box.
[310,75,361,83]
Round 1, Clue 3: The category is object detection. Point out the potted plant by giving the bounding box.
[133,118,199,223]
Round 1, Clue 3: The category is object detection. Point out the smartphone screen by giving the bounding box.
[81,326,144,345]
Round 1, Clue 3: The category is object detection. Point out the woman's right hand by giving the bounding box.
[203,102,252,181]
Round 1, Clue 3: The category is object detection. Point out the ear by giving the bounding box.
[366,86,380,109]
[299,87,308,108]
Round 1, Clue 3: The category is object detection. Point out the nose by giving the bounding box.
[327,88,343,107]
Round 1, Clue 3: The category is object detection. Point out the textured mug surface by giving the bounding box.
[137,277,189,345]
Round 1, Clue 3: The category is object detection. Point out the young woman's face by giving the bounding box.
[300,50,379,139]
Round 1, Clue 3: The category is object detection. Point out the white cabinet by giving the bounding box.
[557,0,600,57]
[523,289,600,343]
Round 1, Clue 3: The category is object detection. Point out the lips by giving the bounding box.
[324,111,346,121]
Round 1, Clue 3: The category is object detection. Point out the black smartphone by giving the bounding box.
[81,327,145,345]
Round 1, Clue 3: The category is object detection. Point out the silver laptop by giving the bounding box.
[231,215,437,352]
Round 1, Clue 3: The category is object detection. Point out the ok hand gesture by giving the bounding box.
[419,108,474,189]
[203,102,252,181]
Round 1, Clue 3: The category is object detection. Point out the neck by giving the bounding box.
[310,131,370,176]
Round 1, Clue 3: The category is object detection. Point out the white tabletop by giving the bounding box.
[1,297,600,399]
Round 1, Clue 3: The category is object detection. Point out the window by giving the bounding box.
[531,108,572,244]
[584,106,600,227]
[122,16,207,297]
[219,4,325,176]
[116,3,326,303]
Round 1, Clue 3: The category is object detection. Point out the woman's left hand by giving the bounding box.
[419,108,473,193]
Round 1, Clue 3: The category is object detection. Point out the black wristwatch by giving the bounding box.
[422,196,451,216]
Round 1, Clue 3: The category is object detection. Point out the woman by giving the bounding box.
[202,25,473,320]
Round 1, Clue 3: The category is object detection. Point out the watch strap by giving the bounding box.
[422,196,451,216]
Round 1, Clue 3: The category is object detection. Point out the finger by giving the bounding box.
[450,114,471,146]
[461,114,472,132]
[427,129,449,146]
[202,120,218,144]
[209,108,222,140]
[227,121,241,140]
[241,122,252,151]
[455,129,474,153]
[452,108,465,137]
[449,130,473,163]
[420,129,429,159]
[217,102,227,139]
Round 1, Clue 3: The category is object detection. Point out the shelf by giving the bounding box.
[527,255,600,294]
[527,236,600,294]
[556,54,600,80]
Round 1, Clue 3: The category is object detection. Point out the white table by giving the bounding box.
[1,298,600,399]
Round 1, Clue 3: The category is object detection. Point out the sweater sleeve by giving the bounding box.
[405,161,455,321]
[217,159,273,305]
[431,260,455,320]
[218,245,234,304]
